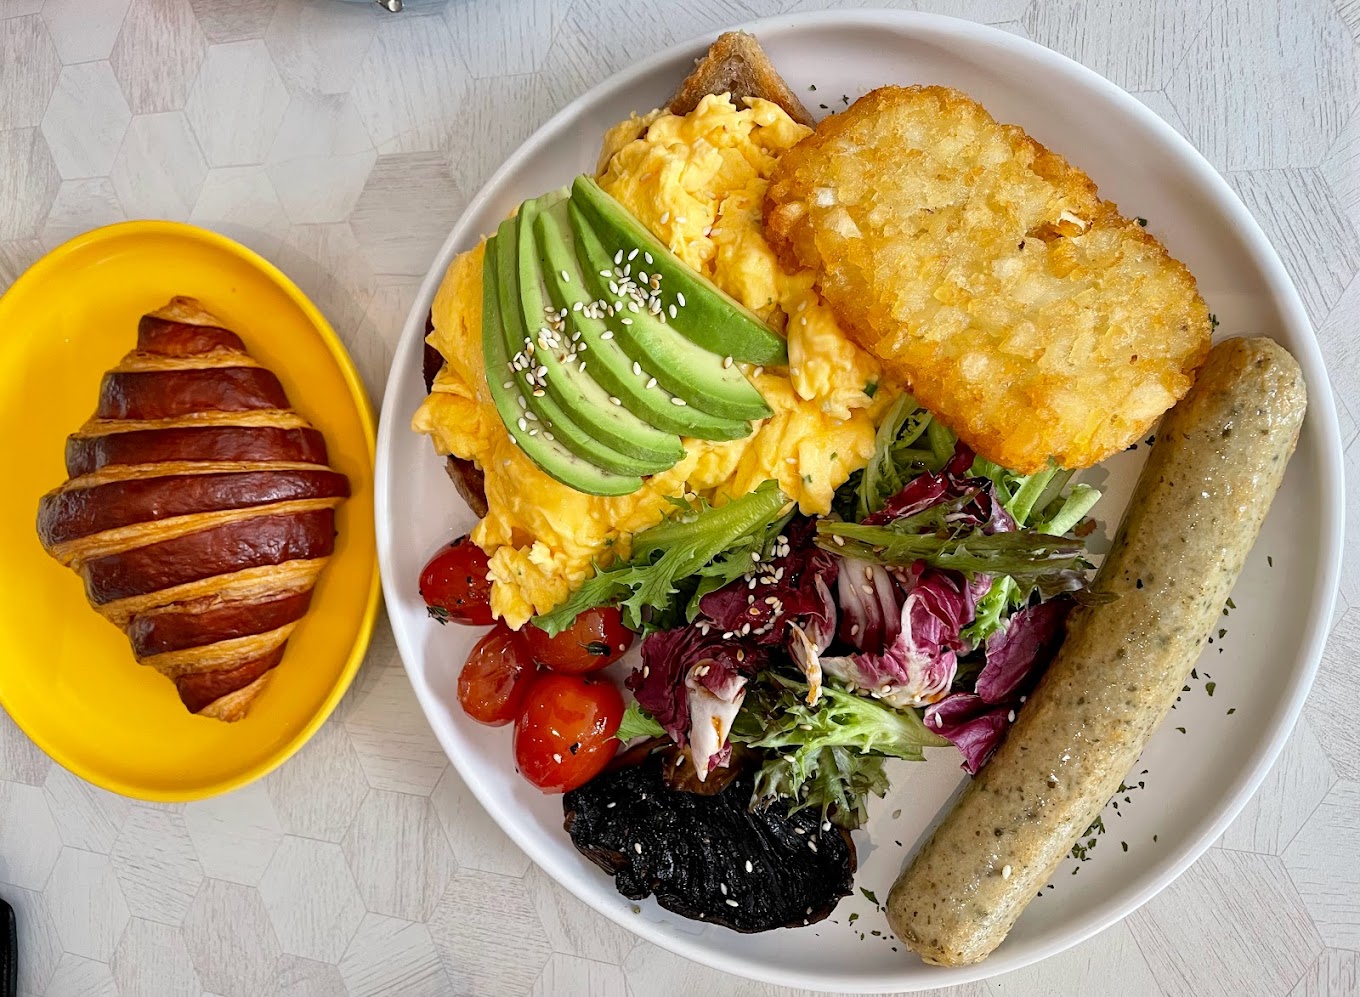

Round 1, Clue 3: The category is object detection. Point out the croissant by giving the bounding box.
[36,297,350,721]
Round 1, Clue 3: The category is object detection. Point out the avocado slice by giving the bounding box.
[571,175,787,366]
[480,233,642,496]
[515,195,684,468]
[569,201,771,423]
[536,201,753,442]
[494,216,659,479]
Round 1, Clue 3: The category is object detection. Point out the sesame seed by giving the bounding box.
[646,377,657,389]
[634,843,643,854]
[725,899,739,908]
[613,250,623,264]
[850,623,860,636]
[753,366,763,378]
[808,840,817,852]
[722,356,734,368]
[633,362,642,376]
[621,318,633,325]
[671,397,686,406]
[1002,864,1013,880]
[544,432,554,441]
[579,361,587,373]
[659,211,670,224]
[503,380,513,389]
[745,860,754,873]
[720,882,728,895]
[525,411,538,421]
[832,534,845,546]
[822,821,831,831]
[552,753,562,764]
[600,331,614,340]
[862,583,874,594]
[677,292,686,307]
[609,396,621,406]
[669,304,677,318]
[517,417,528,431]
[532,389,545,397]
[608,281,620,295]
[642,665,649,678]
[528,428,538,435]
[1008,710,1017,722]
[638,271,648,283]
[628,248,638,261]
[751,551,761,562]
[517,395,527,409]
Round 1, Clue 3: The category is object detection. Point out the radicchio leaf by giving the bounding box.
[629,627,764,749]
[819,568,975,709]
[922,693,1012,774]
[864,442,1015,535]
[698,516,839,646]
[835,556,900,654]
[976,598,1071,704]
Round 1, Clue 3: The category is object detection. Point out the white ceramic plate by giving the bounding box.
[375,12,1344,991]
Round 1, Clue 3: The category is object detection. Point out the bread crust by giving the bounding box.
[36,297,348,721]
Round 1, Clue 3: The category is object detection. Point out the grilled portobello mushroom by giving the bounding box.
[563,756,855,932]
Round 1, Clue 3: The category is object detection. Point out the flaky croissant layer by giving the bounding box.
[36,296,350,722]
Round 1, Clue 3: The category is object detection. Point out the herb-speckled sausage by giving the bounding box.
[887,337,1307,966]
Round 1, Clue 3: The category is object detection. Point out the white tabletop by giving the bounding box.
[1,1,1357,995]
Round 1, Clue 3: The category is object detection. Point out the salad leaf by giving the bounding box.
[615,701,665,742]
[976,598,1071,704]
[921,694,1012,774]
[532,480,792,635]
[820,567,976,709]
[629,625,765,747]
[816,521,1089,580]
[733,674,949,828]
[848,393,939,521]
[697,515,839,646]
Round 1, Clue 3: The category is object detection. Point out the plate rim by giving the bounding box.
[0,218,382,804]
[375,10,1346,991]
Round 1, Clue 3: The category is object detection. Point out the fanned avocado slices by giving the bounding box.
[516,193,684,467]
[571,175,787,366]
[478,175,799,495]
[569,201,772,424]
[495,213,663,478]
[537,200,753,441]
[479,233,643,497]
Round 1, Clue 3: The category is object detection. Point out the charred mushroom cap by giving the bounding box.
[563,756,856,932]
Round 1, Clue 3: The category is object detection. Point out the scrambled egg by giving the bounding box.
[414,95,892,627]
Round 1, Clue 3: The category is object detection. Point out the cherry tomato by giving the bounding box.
[517,607,634,674]
[457,625,537,726]
[513,673,623,792]
[420,536,494,626]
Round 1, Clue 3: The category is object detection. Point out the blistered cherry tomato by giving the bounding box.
[517,607,634,674]
[513,673,623,792]
[457,624,537,726]
[420,536,494,626]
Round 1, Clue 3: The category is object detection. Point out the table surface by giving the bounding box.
[1,1,1357,995]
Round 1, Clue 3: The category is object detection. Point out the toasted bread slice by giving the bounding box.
[668,31,815,126]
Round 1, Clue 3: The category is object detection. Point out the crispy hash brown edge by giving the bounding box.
[765,85,1212,473]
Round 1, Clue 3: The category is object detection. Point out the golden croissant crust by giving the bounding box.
[36,296,350,722]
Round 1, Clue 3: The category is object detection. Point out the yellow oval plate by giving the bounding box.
[0,221,379,802]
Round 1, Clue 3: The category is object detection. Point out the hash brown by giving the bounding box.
[764,85,1212,472]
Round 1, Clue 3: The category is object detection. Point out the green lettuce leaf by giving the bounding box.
[531,480,793,635]
[615,701,665,742]
[733,674,948,828]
